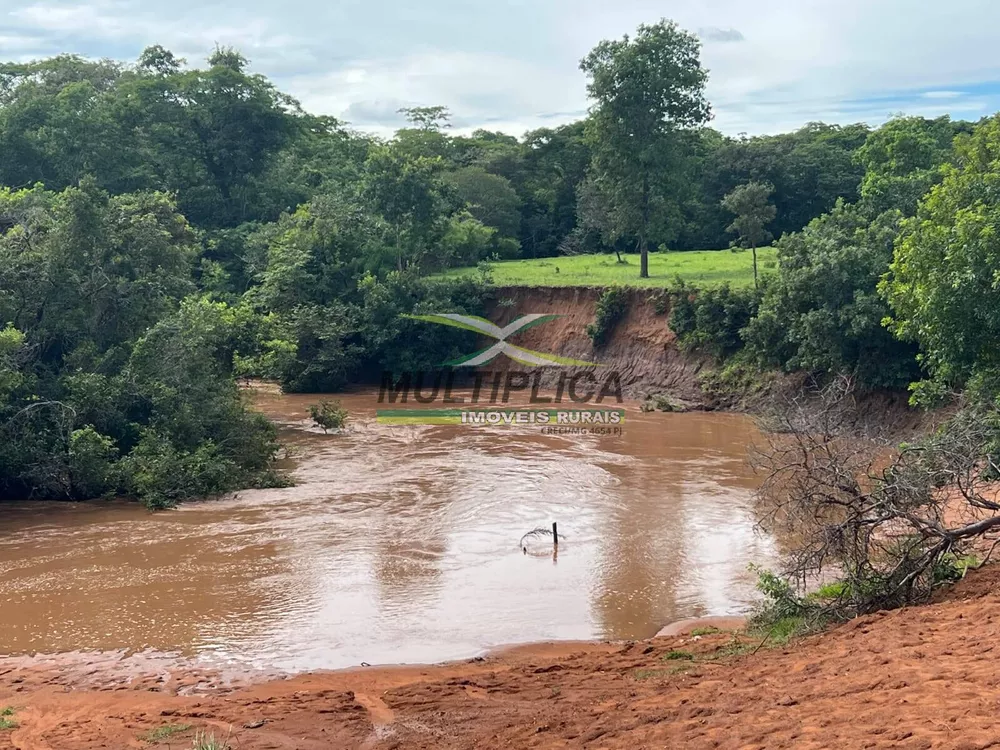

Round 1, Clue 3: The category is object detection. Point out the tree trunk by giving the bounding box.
[640,174,650,279]
[396,225,404,272]
[752,242,758,290]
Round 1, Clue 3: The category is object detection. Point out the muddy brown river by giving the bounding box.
[0,389,777,672]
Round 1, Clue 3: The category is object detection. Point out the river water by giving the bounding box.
[0,389,777,672]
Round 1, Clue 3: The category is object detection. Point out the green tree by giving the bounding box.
[0,49,304,228]
[398,106,451,131]
[241,186,494,391]
[0,325,24,405]
[164,49,300,226]
[881,115,1000,401]
[451,129,520,169]
[0,180,196,360]
[439,211,517,266]
[856,115,968,217]
[442,166,521,239]
[0,56,127,190]
[721,181,776,288]
[580,20,710,277]
[136,45,184,75]
[506,122,591,258]
[251,191,378,312]
[362,145,450,271]
[744,201,917,389]
[684,122,870,250]
[575,174,622,258]
[121,297,282,508]
[392,106,455,161]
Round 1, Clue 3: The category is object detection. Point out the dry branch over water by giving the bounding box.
[752,376,1000,618]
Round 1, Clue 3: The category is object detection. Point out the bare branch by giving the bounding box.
[751,379,999,616]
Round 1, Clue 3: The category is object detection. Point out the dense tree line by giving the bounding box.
[1,21,996,505]
[0,49,492,504]
[0,45,877,267]
[682,112,980,397]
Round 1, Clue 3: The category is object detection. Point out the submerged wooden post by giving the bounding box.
[552,522,558,546]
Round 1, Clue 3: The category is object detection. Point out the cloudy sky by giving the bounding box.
[2,0,1000,137]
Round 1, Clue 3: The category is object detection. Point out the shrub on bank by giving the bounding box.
[668,281,759,359]
[587,286,629,347]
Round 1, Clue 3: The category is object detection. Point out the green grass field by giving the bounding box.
[439,248,777,288]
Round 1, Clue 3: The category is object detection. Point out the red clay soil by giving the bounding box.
[5,569,1000,749]
[487,286,712,404]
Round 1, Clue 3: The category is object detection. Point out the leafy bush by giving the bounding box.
[933,553,979,584]
[586,286,629,346]
[124,419,280,510]
[0,706,16,731]
[743,201,918,389]
[68,427,120,499]
[668,281,758,359]
[743,567,834,645]
[309,401,348,432]
[748,567,810,626]
[242,251,493,392]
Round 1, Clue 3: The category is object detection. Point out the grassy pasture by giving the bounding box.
[437,248,778,288]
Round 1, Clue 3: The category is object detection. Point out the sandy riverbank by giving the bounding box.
[3,566,1000,749]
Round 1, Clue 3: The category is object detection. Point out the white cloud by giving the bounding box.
[922,91,964,100]
[1,0,1000,136]
[0,33,46,51]
[288,50,584,134]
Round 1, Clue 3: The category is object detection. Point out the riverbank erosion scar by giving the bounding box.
[481,286,936,429]
[485,286,712,405]
[5,566,1000,748]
